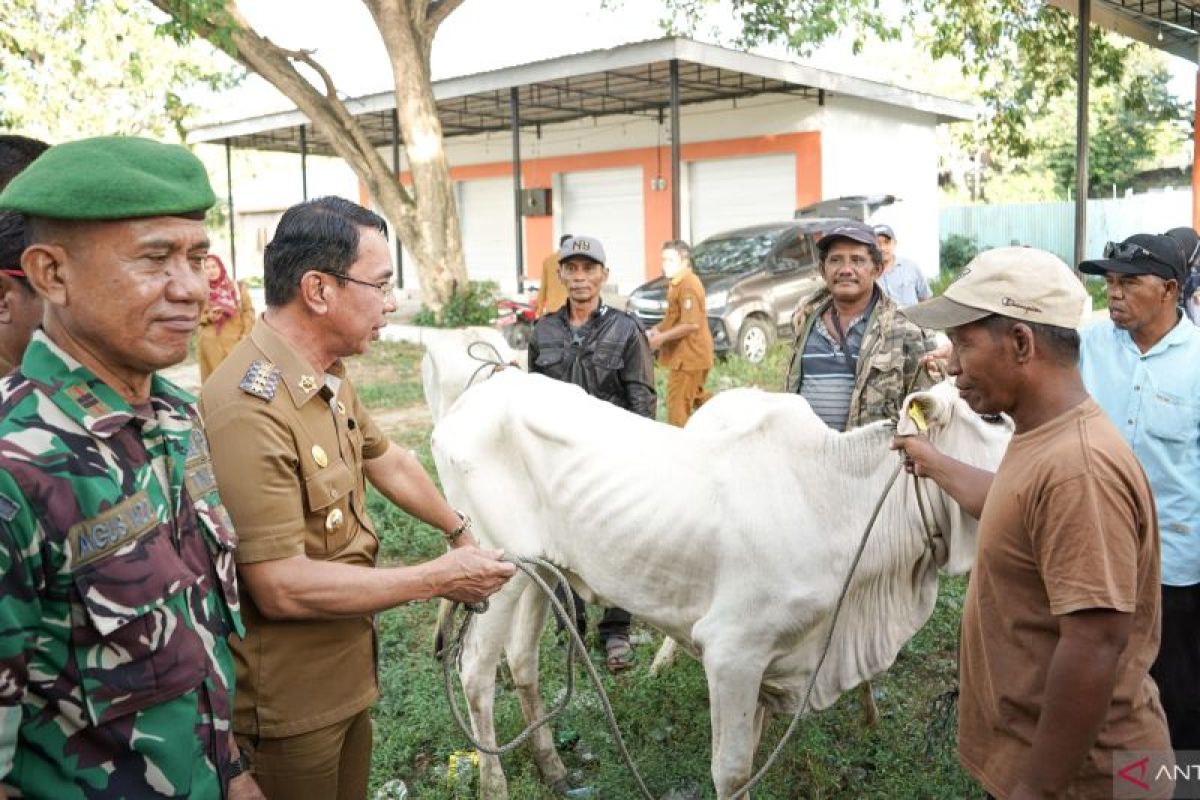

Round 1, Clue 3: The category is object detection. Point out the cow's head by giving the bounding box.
[899,380,1012,574]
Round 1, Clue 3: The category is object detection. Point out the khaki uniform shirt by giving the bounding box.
[534,252,568,317]
[658,268,714,370]
[0,353,14,376]
[200,318,389,738]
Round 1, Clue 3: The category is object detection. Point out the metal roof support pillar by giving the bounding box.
[670,58,682,240]
[225,138,236,280]
[1073,0,1090,271]
[299,125,309,201]
[1193,68,1200,231]
[511,87,525,293]
[391,108,403,289]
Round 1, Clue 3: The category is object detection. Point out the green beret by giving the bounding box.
[0,135,216,220]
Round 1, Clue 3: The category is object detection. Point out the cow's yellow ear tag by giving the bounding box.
[907,402,929,433]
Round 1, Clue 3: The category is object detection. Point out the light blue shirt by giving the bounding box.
[877,257,931,307]
[1080,316,1200,586]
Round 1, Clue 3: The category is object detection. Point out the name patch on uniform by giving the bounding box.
[185,427,212,466]
[185,461,219,499]
[68,492,157,568]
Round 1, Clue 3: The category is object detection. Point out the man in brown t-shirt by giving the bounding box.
[647,239,714,426]
[201,197,515,800]
[896,247,1173,800]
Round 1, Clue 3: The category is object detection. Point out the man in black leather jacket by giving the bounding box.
[527,234,656,671]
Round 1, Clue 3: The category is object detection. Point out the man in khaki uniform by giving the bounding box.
[533,234,570,317]
[200,196,515,800]
[647,239,713,426]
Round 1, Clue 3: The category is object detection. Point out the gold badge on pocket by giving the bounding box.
[325,508,344,532]
[311,445,329,468]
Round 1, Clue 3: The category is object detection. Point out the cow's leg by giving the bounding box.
[858,681,879,727]
[703,644,769,800]
[649,635,678,676]
[460,576,531,800]
[505,574,570,792]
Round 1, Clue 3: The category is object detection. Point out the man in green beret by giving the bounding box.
[0,136,263,800]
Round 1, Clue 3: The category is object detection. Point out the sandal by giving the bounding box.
[604,637,633,673]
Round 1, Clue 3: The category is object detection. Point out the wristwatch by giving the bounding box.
[225,753,247,781]
[445,511,472,543]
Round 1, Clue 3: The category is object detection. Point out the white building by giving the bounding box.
[190,38,973,296]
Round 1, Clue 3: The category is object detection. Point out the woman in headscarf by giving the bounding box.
[197,254,255,382]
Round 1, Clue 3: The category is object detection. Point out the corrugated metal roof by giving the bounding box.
[187,37,976,156]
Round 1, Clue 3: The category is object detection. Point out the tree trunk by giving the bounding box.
[151,0,469,315]
[365,0,468,313]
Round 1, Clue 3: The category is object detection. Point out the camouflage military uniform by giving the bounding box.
[784,287,938,428]
[0,331,244,799]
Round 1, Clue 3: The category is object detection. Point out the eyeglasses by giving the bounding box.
[316,269,395,299]
[1103,241,1176,272]
[0,269,26,279]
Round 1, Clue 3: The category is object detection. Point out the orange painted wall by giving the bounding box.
[388,131,822,284]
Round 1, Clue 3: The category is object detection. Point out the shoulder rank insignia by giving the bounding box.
[239,360,280,401]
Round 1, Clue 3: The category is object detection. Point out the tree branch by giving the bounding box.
[277,45,338,101]
[426,0,466,33]
[149,0,416,218]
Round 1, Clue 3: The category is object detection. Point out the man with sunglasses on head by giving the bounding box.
[199,196,515,800]
[1077,232,1200,756]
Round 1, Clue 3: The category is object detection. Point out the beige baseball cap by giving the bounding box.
[902,246,1089,330]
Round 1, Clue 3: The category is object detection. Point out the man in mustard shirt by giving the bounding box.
[647,239,714,426]
[201,196,515,800]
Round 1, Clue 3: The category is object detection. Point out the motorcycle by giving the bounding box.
[494,297,536,349]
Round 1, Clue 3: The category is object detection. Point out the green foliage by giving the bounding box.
[1040,55,1187,196]
[413,281,499,328]
[930,235,985,296]
[940,234,981,275]
[1084,276,1109,310]
[0,0,241,141]
[646,0,1190,187]
[638,0,901,56]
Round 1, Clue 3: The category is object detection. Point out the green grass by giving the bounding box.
[347,339,981,799]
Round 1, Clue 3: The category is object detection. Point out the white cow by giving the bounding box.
[420,326,516,423]
[431,371,1010,799]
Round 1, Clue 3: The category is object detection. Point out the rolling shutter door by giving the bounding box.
[560,167,645,293]
[457,177,518,293]
[688,154,796,243]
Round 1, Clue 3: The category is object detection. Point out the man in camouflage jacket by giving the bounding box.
[0,137,260,799]
[784,221,938,430]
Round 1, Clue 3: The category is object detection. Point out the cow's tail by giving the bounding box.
[434,598,457,660]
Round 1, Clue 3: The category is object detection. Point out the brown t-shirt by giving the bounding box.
[200,319,389,738]
[659,268,714,370]
[959,398,1171,799]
